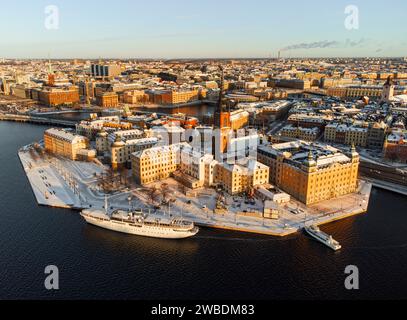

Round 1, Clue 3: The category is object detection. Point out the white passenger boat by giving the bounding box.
[81,203,199,239]
[304,225,342,251]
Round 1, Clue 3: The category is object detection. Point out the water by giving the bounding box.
[44,104,216,122]
[43,111,94,121]
[134,103,216,120]
[1,121,407,300]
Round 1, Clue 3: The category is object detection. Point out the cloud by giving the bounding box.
[345,38,368,47]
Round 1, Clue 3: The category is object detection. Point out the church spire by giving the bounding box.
[214,64,229,129]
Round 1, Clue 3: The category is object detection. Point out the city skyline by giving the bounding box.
[1,0,407,59]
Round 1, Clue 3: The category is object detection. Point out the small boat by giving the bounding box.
[304,225,342,251]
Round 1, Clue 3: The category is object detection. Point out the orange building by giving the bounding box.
[383,131,407,163]
[229,109,249,130]
[123,90,149,104]
[103,122,132,130]
[96,92,119,108]
[154,89,200,105]
[37,86,80,107]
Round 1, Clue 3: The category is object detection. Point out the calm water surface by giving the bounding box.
[0,121,407,300]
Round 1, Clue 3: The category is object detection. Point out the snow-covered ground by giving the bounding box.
[18,145,372,237]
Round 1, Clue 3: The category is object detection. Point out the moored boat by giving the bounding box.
[81,208,199,239]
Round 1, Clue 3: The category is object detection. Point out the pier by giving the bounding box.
[0,113,76,127]
[360,161,407,196]
[366,178,407,196]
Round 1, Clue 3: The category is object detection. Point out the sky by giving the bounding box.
[0,0,406,59]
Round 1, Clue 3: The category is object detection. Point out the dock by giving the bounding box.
[0,113,76,127]
[365,178,407,196]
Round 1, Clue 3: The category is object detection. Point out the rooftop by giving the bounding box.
[258,140,355,168]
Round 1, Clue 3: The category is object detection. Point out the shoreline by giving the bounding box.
[18,144,372,238]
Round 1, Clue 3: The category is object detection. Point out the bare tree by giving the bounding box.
[147,185,160,206]
[160,183,171,203]
[178,183,187,195]
[119,167,127,186]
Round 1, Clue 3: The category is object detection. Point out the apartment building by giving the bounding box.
[279,125,320,141]
[123,90,149,104]
[110,136,158,169]
[175,147,217,189]
[36,86,80,107]
[367,122,388,149]
[324,123,368,147]
[258,141,359,205]
[383,130,407,163]
[229,109,250,130]
[96,92,119,108]
[44,128,90,161]
[132,143,187,185]
[150,89,200,105]
[214,159,269,195]
[287,114,333,129]
[327,85,407,100]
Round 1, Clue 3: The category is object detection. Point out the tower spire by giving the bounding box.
[214,64,229,128]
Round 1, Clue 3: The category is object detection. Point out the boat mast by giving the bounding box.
[105,195,108,215]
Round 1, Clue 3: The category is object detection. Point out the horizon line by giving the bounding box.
[2,56,406,61]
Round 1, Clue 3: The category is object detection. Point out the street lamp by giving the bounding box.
[127,196,132,212]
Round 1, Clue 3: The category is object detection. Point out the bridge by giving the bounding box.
[0,113,76,127]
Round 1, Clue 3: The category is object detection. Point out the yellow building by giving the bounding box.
[258,141,359,205]
[346,86,382,98]
[229,109,250,130]
[214,159,269,195]
[132,143,186,185]
[327,85,406,99]
[345,127,368,147]
[96,92,119,108]
[279,125,319,141]
[157,89,200,105]
[324,124,338,143]
[110,136,158,170]
[123,90,149,104]
[326,87,348,98]
[44,128,89,161]
[324,123,368,147]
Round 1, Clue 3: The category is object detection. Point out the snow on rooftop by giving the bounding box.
[45,128,86,143]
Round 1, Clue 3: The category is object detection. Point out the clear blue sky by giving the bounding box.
[0,0,406,58]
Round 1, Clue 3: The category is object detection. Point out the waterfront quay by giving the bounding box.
[19,144,372,237]
[0,113,76,127]
[359,160,407,195]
